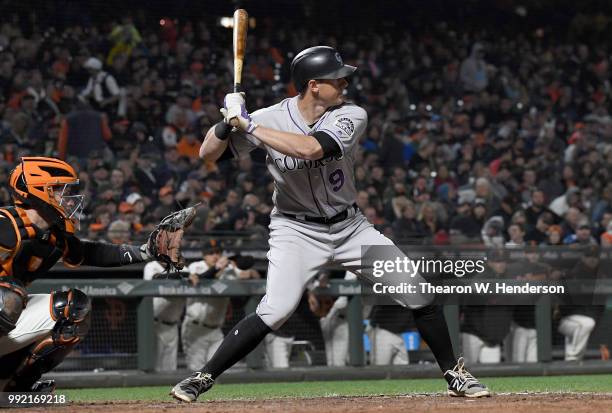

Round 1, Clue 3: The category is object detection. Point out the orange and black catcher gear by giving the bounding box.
[8,157,83,234]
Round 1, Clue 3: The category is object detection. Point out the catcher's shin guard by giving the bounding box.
[3,289,91,391]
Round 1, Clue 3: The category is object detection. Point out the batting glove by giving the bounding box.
[220,104,258,134]
[223,92,246,109]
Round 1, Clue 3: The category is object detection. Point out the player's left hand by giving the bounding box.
[220,105,258,133]
[143,205,198,271]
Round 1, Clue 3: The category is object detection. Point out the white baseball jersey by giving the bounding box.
[143,261,186,323]
[228,96,367,217]
[185,260,236,327]
[225,95,429,332]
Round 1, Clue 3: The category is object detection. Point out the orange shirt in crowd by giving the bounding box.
[176,137,200,159]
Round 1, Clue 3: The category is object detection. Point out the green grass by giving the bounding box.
[62,375,612,402]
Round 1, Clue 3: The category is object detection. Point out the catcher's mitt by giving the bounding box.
[146,205,198,271]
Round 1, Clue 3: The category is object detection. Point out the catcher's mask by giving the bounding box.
[9,157,84,233]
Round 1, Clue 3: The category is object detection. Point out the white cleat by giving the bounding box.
[444,357,491,398]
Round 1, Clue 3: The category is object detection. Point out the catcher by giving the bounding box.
[0,157,194,392]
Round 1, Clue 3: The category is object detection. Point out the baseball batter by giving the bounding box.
[171,46,489,401]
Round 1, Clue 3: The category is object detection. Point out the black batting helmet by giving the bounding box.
[290,46,356,92]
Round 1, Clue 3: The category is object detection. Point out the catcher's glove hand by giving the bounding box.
[144,205,198,271]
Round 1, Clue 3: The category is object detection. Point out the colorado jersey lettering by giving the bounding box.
[228,96,367,217]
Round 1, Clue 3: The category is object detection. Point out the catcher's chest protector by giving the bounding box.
[0,206,68,284]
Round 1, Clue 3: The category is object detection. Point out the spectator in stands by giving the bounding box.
[364,207,385,231]
[134,152,163,194]
[505,223,526,247]
[450,198,480,241]
[473,178,500,215]
[176,129,201,161]
[107,168,129,203]
[550,188,581,217]
[225,189,242,218]
[491,195,516,228]
[525,213,553,246]
[524,190,558,230]
[601,221,612,247]
[392,202,425,242]
[472,200,488,232]
[79,57,121,116]
[107,16,142,64]
[545,225,564,246]
[57,101,112,161]
[106,219,131,244]
[564,220,598,246]
[560,207,584,239]
[161,109,188,148]
[418,202,441,239]
[592,184,612,224]
[481,216,505,247]
[594,210,612,243]
[152,186,177,222]
[460,43,489,93]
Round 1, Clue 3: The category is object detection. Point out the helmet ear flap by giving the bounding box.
[8,165,28,205]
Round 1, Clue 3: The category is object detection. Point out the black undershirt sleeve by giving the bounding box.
[312,131,341,159]
[217,145,234,162]
[198,266,218,280]
[80,240,146,267]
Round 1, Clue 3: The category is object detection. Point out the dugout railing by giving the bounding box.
[28,277,612,372]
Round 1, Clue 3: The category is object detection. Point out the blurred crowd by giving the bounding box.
[0,12,611,251]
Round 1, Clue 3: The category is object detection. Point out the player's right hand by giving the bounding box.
[215,255,229,270]
[188,273,200,286]
[220,106,258,133]
[307,292,320,313]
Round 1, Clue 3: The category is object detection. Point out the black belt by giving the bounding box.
[191,319,220,329]
[283,203,358,225]
[154,318,177,326]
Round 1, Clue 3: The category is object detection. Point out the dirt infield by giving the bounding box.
[19,393,612,413]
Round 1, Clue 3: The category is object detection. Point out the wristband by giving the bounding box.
[139,243,152,261]
[214,122,232,140]
[246,122,259,134]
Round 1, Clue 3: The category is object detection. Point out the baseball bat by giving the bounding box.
[230,8,249,127]
[232,8,248,93]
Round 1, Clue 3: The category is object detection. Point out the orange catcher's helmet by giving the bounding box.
[9,157,84,233]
